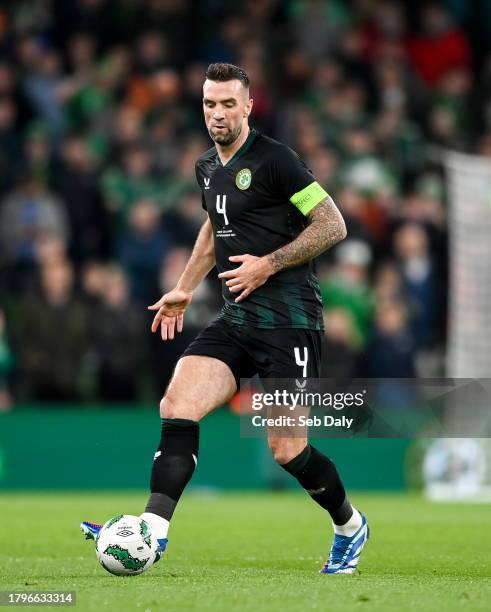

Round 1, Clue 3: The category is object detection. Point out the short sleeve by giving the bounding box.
[195,162,207,211]
[272,146,329,215]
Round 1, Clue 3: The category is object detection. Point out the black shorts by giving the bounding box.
[181,317,322,387]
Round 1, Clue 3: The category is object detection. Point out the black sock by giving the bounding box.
[145,418,199,521]
[280,445,353,525]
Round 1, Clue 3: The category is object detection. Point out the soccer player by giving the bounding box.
[82,63,369,574]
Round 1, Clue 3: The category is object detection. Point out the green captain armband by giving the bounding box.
[289,181,329,215]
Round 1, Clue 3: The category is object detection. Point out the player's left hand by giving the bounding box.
[218,254,274,303]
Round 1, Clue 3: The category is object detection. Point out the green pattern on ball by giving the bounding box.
[139,520,152,548]
[104,544,149,571]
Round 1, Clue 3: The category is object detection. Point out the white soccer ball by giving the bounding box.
[95,514,159,576]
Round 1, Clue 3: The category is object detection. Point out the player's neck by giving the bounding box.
[216,125,250,166]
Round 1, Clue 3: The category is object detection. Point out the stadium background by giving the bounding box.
[0,0,490,496]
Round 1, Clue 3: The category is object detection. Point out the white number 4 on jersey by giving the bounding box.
[216,194,228,225]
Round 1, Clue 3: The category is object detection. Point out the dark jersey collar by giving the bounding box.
[218,128,257,168]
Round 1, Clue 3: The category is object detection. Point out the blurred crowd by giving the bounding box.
[1,0,490,407]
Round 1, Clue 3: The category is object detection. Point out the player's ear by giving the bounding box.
[244,98,253,117]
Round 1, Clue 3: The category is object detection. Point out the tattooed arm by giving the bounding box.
[267,196,347,272]
[218,196,346,303]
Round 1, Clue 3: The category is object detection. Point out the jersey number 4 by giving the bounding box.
[216,194,229,225]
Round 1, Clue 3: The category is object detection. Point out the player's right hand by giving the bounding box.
[148,289,193,341]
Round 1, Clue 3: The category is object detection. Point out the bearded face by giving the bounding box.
[203,78,252,149]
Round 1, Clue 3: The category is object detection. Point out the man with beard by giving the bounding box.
[81,63,369,575]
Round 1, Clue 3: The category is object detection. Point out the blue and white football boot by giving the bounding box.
[80,520,168,561]
[320,512,369,574]
[80,520,102,541]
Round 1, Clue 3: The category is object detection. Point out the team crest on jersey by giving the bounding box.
[236,168,252,190]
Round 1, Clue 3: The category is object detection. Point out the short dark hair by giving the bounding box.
[205,63,250,89]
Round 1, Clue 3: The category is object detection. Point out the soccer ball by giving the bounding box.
[95,514,159,576]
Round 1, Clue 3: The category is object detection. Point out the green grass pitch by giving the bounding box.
[0,492,490,612]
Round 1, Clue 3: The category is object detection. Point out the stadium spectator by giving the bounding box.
[406,3,471,86]
[80,260,107,309]
[373,261,405,306]
[22,48,66,140]
[0,173,69,294]
[101,144,165,224]
[53,135,107,262]
[321,308,360,380]
[393,222,443,349]
[13,259,90,402]
[117,197,173,304]
[91,265,145,402]
[363,300,416,378]
[319,240,375,349]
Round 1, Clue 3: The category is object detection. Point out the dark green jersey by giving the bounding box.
[195,129,328,329]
